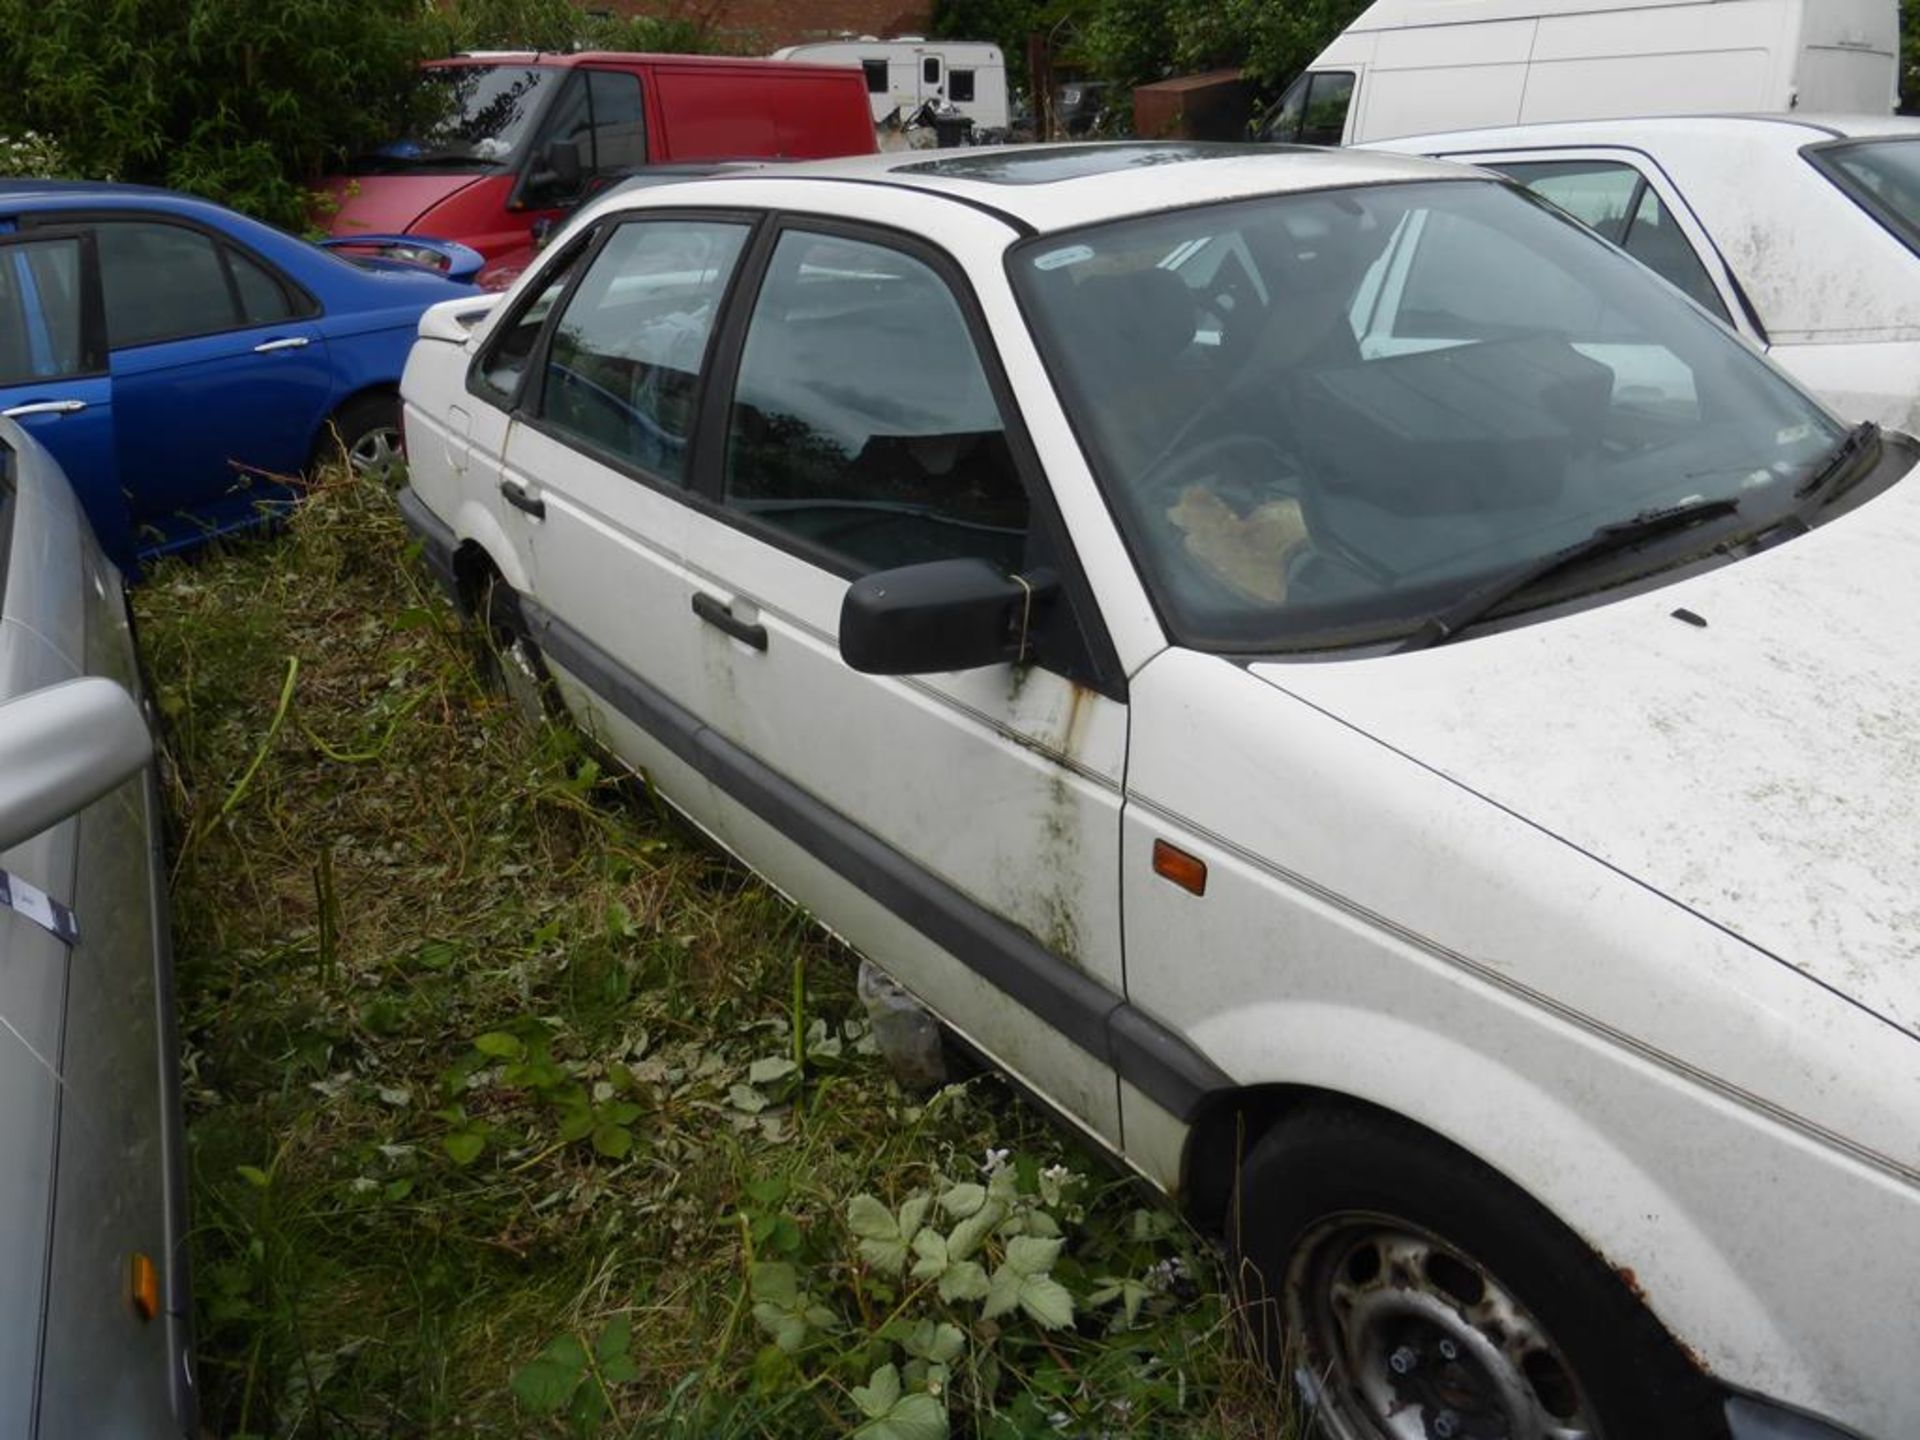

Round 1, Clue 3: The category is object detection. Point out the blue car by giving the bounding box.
[0,181,482,571]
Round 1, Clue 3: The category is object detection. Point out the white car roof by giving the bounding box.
[1364,112,1920,154]
[1365,115,1920,344]
[594,142,1477,235]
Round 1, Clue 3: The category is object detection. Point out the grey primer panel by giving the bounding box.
[514,592,1233,1120]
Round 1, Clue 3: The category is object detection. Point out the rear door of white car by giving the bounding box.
[479,212,758,808]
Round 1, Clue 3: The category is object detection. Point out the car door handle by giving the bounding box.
[252,336,311,354]
[1,398,87,418]
[691,592,768,651]
[499,479,545,519]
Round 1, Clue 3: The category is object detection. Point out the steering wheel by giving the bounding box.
[1136,431,1300,507]
[1133,432,1317,610]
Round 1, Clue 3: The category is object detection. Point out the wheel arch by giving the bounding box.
[312,382,401,462]
[1164,1022,1817,1409]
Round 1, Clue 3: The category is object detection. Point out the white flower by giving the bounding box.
[980,1145,1011,1175]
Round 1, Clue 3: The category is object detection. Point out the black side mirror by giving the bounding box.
[534,137,585,196]
[840,559,1056,675]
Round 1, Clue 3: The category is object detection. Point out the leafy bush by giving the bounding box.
[0,0,714,230]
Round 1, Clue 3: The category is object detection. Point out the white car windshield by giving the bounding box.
[1012,180,1846,652]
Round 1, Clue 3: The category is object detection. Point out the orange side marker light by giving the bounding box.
[1152,839,1207,896]
[130,1253,160,1322]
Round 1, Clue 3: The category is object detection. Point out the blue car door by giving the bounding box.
[0,230,128,565]
[88,217,330,556]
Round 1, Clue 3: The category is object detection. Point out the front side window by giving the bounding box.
[539,219,748,482]
[1013,180,1845,652]
[0,236,90,385]
[1264,71,1354,146]
[475,245,589,404]
[585,70,648,173]
[1496,159,1730,321]
[724,230,1028,574]
[1807,137,1920,257]
[863,59,889,94]
[950,69,977,104]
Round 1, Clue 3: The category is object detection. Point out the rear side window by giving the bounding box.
[538,219,749,483]
[723,230,1028,575]
[862,59,889,94]
[1496,160,1731,323]
[949,69,976,103]
[93,221,236,347]
[0,235,91,384]
[229,249,296,324]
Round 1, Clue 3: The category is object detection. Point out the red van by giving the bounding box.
[324,52,877,287]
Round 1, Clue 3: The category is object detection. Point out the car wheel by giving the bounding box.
[1234,1106,1722,1440]
[480,576,557,727]
[319,394,404,480]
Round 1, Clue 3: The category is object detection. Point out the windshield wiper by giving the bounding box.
[1795,420,1880,506]
[1396,495,1741,653]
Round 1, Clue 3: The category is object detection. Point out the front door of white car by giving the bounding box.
[670,222,1130,1143]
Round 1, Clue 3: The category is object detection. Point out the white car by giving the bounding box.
[398,143,1920,1440]
[1365,115,1920,432]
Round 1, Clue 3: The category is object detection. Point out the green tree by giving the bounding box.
[0,0,714,228]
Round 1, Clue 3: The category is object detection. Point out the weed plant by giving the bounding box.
[135,469,1287,1438]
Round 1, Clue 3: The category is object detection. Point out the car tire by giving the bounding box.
[479,576,558,727]
[1232,1105,1724,1440]
[317,393,404,480]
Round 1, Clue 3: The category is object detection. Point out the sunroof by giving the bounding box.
[895,143,1257,186]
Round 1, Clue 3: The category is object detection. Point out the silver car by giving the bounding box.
[0,416,194,1436]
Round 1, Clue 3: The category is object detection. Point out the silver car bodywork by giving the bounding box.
[0,417,193,1437]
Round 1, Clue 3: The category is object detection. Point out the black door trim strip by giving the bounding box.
[509,588,1232,1119]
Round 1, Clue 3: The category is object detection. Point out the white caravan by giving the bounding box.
[773,38,1010,132]
[1261,0,1899,146]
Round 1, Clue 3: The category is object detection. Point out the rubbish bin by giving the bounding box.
[931,113,974,148]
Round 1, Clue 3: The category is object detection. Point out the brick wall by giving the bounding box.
[606,0,935,53]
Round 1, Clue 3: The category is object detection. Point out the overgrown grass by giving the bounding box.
[134,470,1286,1438]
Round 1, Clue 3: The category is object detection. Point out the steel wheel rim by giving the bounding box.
[1284,1213,1601,1440]
[347,425,402,478]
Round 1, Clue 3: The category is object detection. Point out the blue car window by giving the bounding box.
[0,236,87,385]
[539,218,749,485]
[228,248,296,325]
[94,221,241,348]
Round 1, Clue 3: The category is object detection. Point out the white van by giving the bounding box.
[772,38,1010,132]
[1262,0,1899,146]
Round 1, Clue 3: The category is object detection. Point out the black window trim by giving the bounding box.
[0,226,109,384]
[18,209,321,347]
[692,210,1127,698]
[465,219,609,411]
[1802,135,1920,262]
[512,207,767,492]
